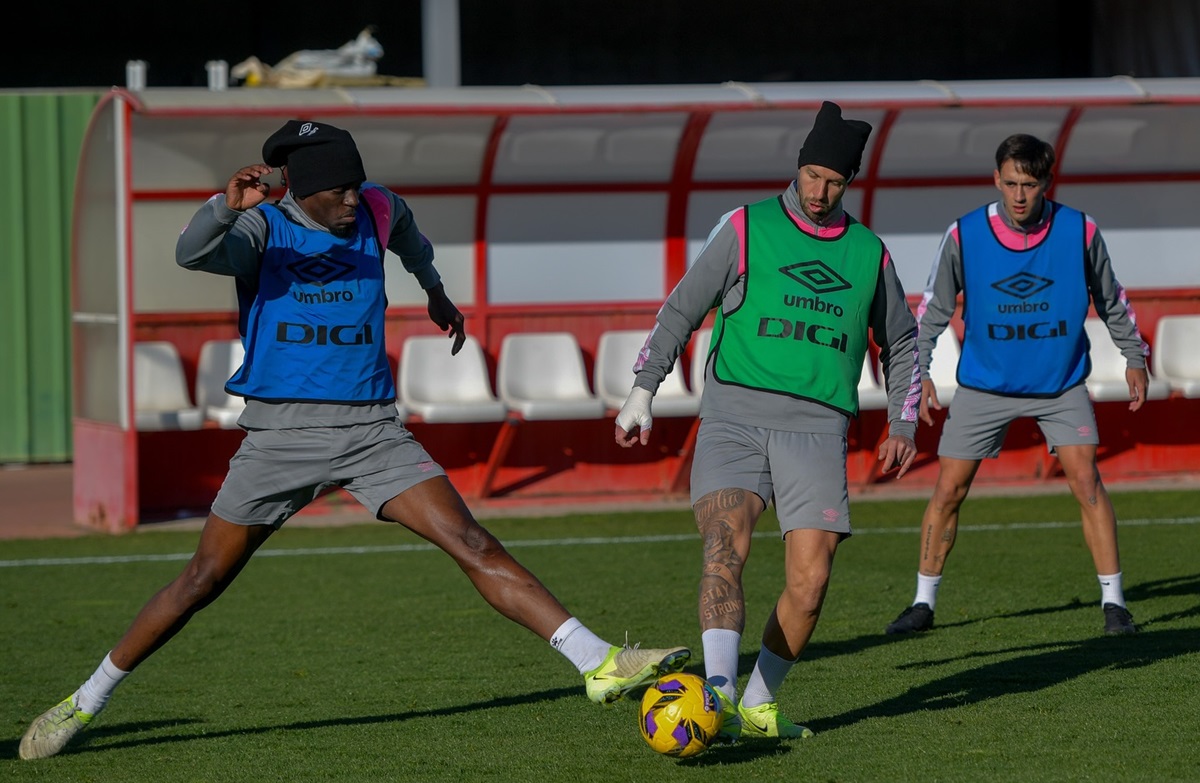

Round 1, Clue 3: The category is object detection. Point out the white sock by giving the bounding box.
[73,652,129,715]
[915,573,942,610]
[1098,572,1125,607]
[550,617,611,674]
[741,644,795,710]
[701,628,741,702]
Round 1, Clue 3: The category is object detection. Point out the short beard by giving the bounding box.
[802,204,832,225]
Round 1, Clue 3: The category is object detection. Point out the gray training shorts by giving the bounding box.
[211,418,446,528]
[938,384,1099,460]
[690,418,851,538]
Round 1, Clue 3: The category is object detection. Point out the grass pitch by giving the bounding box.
[3,488,1198,782]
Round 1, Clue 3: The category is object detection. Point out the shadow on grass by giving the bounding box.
[679,739,793,766]
[15,677,802,765]
[680,571,1200,740]
[9,686,584,759]
[802,572,1200,734]
[948,572,1200,628]
[810,626,1199,734]
[922,571,1200,630]
[803,571,1200,665]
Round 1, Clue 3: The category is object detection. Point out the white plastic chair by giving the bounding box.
[134,341,204,431]
[1152,315,1200,398]
[690,328,713,398]
[1084,318,1170,401]
[399,335,507,422]
[594,329,699,417]
[195,339,246,429]
[496,332,606,420]
[857,354,889,410]
[927,328,960,405]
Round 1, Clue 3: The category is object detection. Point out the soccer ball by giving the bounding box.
[638,672,724,758]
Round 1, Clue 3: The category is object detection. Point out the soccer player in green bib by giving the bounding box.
[614,101,921,743]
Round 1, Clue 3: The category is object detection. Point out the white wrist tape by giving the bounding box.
[615,387,654,434]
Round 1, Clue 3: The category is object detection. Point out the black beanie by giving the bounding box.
[795,101,873,180]
[262,119,367,198]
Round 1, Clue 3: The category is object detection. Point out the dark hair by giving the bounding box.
[995,134,1055,181]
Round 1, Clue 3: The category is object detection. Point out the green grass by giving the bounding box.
[3,489,1199,782]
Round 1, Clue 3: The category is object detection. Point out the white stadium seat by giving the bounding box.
[857,354,890,410]
[496,332,606,420]
[134,341,204,431]
[594,329,699,417]
[399,335,507,423]
[1152,315,1200,398]
[1084,318,1170,402]
[927,328,960,405]
[690,328,713,398]
[195,339,246,429]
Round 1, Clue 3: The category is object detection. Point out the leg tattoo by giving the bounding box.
[696,489,751,632]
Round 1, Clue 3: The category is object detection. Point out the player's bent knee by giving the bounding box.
[169,567,225,609]
[781,582,827,616]
[450,522,510,564]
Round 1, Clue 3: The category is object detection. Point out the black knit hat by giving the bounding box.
[262,119,366,198]
[795,101,873,180]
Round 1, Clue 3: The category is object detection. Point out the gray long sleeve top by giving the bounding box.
[915,200,1149,379]
[175,188,439,429]
[633,182,920,440]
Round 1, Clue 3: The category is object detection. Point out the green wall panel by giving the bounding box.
[0,91,101,463]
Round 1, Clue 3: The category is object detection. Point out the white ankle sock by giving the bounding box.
[550,617,610,674]
[740,644,795,710]
[1098,572,1125,607]
[915,573,942,610]
[74,652,129,715]
[701,628,741,702]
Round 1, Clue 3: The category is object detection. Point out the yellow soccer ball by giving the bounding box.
[638,672,724,758]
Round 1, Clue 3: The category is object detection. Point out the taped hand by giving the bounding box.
[614,387,653,447]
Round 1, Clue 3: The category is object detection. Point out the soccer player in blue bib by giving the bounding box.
[19,119,689,761]
[884,134,1148,637]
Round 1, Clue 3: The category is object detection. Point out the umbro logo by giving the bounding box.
[991,272,1053,300]
[779,260,851,294]
[286,254,356,286]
